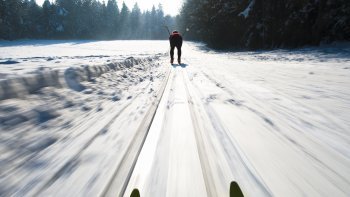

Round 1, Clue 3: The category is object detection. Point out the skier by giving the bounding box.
[169,30,183,64]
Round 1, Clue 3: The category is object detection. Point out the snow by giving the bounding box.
[239,0,255,18]
[0,40,168,77]
[1,40,350,196]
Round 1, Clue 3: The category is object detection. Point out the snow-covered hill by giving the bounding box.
[0,41,349,196]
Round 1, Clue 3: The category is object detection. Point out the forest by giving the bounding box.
[0,0,176,40]
[178,0,350,49]
[1,0,349,49]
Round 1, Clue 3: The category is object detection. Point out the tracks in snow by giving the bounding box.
[123,66,260,196]
[14,56,350,196]
[124,66,207,196]
[101,67,171,197]
[123,56,350,197]
[2,60,170,197]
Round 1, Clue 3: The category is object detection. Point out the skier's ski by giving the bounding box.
[130,188,140,197]
[129,182,243,197]
[230,181,244,197]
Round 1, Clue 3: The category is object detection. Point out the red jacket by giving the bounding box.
[169,32,183,47]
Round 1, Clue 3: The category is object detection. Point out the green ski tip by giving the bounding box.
[230,181,244,197]
[130,188,140,197]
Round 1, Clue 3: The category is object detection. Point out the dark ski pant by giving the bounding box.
[170,45,181,61]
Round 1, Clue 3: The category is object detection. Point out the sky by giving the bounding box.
[36,0,183,16]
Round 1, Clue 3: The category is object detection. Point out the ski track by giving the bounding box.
[101,68,171,197]
[125,45,350,196]
[1,42,350,196]
[2,81,154,196]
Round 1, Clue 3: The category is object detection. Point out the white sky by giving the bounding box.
[36,0,183,16]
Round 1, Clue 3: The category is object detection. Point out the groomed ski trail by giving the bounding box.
[124,64,271,197]
[124,66,209,197]
[124,48,350,196]
[2,42,349,197]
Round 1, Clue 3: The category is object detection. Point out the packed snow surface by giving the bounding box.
[0,40,350,196]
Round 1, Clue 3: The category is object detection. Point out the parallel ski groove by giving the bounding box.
[185,61,273,196]
[100,67,171,197]
[33,89,147,196]
[200,68,350,185]
[181,69,218,196]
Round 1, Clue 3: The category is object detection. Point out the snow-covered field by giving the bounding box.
[0,40,167,77]
[0,40,350,196]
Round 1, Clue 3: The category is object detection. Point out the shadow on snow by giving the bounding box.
[171,63,188,68]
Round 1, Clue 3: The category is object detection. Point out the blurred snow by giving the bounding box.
[0,40,349,196]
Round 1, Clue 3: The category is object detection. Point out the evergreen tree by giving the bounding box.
[0,0,7,38]
[41,0,53,37]
[119,2,130,38]
[130,3,141,38]
[142,10,152,39]
[90,0,106,38]
[155,4,165,39]
[0,0,176,40]
[178,0,350,49]
[106,0,119,39]
[149,5,157,39]
[1,0,22,39]
[56,0,80,38]
[22,0,41,38]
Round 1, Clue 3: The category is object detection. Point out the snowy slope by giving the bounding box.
[0,41,350,196]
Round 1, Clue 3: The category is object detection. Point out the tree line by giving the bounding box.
[0,0,176,40]
[178,0,350,49]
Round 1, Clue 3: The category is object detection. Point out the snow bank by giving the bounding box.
[239,0,255,18]
[0,56,159,100]
[0,40,168,75]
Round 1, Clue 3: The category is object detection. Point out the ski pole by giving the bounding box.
[164,25,171,36]
[162,19,171,35]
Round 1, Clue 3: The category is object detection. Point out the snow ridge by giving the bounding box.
[0,56,159,100]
